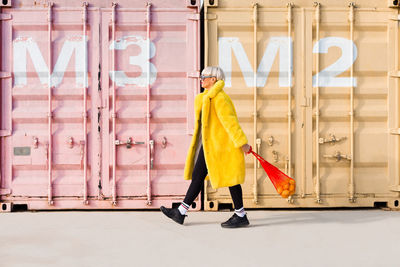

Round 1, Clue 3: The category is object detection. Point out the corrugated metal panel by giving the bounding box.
[204,0,400,210]
[0,0,201,210]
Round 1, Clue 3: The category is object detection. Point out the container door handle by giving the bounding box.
[149,140,154,169]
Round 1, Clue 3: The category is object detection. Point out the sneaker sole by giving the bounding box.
[221,222,250,228]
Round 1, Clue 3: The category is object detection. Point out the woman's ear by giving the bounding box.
[211,77,217,83]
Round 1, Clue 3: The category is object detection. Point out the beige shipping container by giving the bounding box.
[203,0,400,210]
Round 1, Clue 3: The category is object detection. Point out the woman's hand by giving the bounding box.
[241,144,251,154]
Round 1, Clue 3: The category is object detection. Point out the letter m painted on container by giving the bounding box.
[219,37,293,88]
[13,36,87,88]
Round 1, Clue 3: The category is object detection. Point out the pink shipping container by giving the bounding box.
[0,0,201,210]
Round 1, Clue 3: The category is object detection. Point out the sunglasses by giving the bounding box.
[200,75,215,81]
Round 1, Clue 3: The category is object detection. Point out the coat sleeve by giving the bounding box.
[214,93,248,148]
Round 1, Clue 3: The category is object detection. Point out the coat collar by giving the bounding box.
[203,80,225,99]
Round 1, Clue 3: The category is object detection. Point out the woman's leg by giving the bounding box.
[220,184,249,228]
[228,184,244,211]
[179,146,208,213]
[221,184,249,228]
[160,146,207,224]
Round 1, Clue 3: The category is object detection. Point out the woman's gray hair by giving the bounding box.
[201,66,225,81]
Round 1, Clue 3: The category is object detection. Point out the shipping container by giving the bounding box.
[1,0,400,212]
[0,0,201,210]
[203,0,400,210]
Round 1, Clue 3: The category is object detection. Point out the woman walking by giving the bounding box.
[160,66,251,228]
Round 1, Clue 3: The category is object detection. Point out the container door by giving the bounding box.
[310,6,399,204]
[100,3,200,207]
[0,6,100,203]
[204,2,304,209]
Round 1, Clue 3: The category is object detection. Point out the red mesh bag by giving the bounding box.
[247,146,295,198]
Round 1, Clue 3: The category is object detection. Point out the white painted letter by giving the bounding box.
[219,37,293,88]
[313,37,357,87]
[109,35,157,87]
[13,36,88,88]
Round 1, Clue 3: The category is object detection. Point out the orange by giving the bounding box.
[289,179,295,185]
[289,185,295,192]
[283,183,289,190]
[277,186,283,194]
[281,190,290,198]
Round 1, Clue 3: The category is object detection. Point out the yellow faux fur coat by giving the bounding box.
[183,80,248,189]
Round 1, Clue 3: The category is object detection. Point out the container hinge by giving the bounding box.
[206,13,217,20]
[389,185,400,192]
[0,14,12,20]
[187,13,200,20]
[389,71,400,77]
[0,188,11,195]
[0,130,11,137]
[389,128,400,135]
[187,71,200,78]
[0,72,11,78]
[300,96,310,107]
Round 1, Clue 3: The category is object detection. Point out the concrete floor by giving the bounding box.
[0,209,399,267]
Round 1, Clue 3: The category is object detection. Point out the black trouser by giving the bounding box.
[183,146,244,210]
